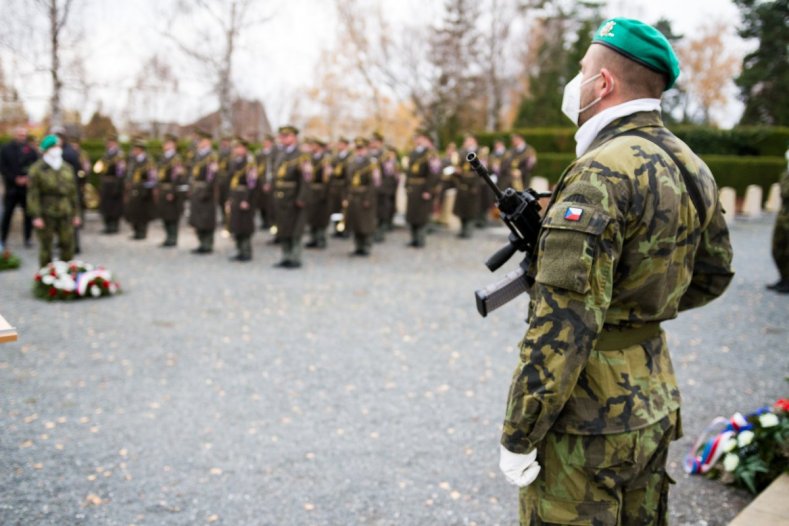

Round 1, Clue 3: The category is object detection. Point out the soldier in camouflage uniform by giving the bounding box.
[405,130,441,248]
[188,130,219,254]
[346,137,381,256]
[256,134,277,231]
[767,150,789,293]
[156,134,187,247]
[124,138,157,240]
[97,134,126,234]
[305,138,332,249]
[452,134,482,239]
[227,137,258,262]
[497,19,734,525]
[272,125,312,269]
[328,137,352,238]
[26,135,81,267]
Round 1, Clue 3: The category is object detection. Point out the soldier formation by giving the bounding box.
[14,125,538,269]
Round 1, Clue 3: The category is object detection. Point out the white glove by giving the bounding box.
[499,444,541,487]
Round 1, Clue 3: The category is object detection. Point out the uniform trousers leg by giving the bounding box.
[56,216,75,262]
[36,219,54,267]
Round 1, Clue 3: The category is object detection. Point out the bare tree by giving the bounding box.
[163,0,274,136]
[482,0,519,131]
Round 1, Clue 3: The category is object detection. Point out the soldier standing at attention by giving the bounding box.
[57,130,89,254]
[97,133,126,234]
[767,147,789,293]
[1,126,38,250]
[156,134,187,247]
[346,137,380,257]
[370,132,399,242]
[480,139,507,227]
[504,132,537,192]
[26,135,80,267]
[188,130,219,254]
[497,19,734,525]
[328,137,352,238]
[452,134,482,239]
[405,129,441,248]
[124,138,157,240]
[256,134,277,231]
[272,125,311,269]
[305,138,332,249]
[227,137,258,262]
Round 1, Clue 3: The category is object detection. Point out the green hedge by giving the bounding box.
[529,153,785,200]
[475,125,789,156]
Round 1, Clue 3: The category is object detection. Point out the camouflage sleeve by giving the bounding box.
[678,201,734,311]
[66,165,80,218]
[26,164,42,219]
[501,167,620,454]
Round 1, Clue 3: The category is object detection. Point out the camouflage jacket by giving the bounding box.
[501,111,734,453]
[27,159,79,219]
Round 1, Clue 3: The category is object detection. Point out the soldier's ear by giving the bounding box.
[599,68,616,98]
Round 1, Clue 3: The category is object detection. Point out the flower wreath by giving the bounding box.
[33,260,121,301]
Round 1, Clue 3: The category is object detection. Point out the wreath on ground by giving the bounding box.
[33,260,121,301]
[685,399,789,494]
[0,250,21,271]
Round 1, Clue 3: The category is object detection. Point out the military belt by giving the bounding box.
[276,182,296,188]
[595,322,662,351]
[408,177,426,184]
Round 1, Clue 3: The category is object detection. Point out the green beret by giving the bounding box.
[278,125,299,135]
[592,18,680,90]
[40,134,59,151]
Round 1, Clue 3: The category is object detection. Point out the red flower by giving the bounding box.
[102,280,110,289]
[48,288,57,297]
[34,275,42,282]
[775,399,789,412]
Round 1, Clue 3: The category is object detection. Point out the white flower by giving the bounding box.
[722,437,738,453]
[42,275,55,285]
[60,275,76,292]
[759,412,779,428]
[109,283,118,294]
[737,430,755,448]
[723,453,740,472]
[90,285,101,297]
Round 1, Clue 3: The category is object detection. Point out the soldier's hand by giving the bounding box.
[422,191,431,201]
[240,201,249,210]
[15,175,28,186]
[33,218,45,230]
[295,200,305,209]
[499,445,540,488]
[72,216,82,227]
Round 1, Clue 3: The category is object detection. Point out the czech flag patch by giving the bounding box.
[564,206,583,221]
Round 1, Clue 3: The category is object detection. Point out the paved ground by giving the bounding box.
[0,210,786,525]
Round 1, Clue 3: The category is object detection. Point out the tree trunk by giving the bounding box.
[218,1,237,136]
[49,0,63,128]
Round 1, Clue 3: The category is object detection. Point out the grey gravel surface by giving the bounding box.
[0,212,786,526]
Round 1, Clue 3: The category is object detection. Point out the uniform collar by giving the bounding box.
[575,99,662,157]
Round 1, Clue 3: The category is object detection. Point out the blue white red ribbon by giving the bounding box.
[684,411,760,475]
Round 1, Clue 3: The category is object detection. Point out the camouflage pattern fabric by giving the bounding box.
[520,411,679,525]
[26,159,79,266]
[501,111,734,524]
[772,170,789,281]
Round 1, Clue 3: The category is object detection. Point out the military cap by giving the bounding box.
[278,125,299,135]
[315,138,328,148]
[262,133,275,142]
[354,136,369,148]
[337,136,350,144]
[592,18,680,89]
[163,133,178,142]
[40,134,59,151]
[131,137,147,149]
[303,135,317,145]
[195,128,213,139]
[234,135,250,148]
[371,131,384,142]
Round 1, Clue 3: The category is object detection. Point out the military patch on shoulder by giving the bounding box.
[564,206,583,221]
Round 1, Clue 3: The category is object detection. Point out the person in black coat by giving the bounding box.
[1,126,39,249]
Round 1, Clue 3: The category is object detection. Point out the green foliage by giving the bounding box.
[734,0,789,125]
[702,155,785,198]
[0,251,21,271]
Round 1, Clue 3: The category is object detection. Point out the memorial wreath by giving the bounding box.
[33,260,121,301]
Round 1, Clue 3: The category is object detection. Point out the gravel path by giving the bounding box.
[0,211,786,525]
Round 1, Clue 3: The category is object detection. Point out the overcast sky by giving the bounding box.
[2,0,747,129]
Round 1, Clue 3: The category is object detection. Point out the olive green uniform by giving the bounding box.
[328,150,351,236]
[156,152,187,246]
[503,143,536,192]
[97,147,125,233]
[770,169,789,290]
[188,150,219,253]
[502,112,734,525]
[26,160,79,267]
[217,146,232,227]
[124,153,157,239]
[346,154,380,255]
[256,146,277,230]
[452,149,482,238]
[375,147,400,241]
[273,146,312,267]
[405,147,441,247]
[306,151,332,248]
[227,154,258,261]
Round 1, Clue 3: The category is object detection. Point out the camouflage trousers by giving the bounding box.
[519,411,680,526]
[772,210,789,280]
[36,216,75,267]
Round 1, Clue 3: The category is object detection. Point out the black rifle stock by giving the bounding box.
[467,152,549,317]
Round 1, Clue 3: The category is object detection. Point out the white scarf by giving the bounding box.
[574,98,662,157]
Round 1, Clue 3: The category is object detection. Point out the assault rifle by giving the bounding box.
[467,152,550,317]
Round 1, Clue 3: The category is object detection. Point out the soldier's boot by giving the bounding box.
[275,238,292,267]
[305,227,322,248]
[351,234,365,256]
[772,279,789,293]
[415,225,427,247]
[290,236,303,267]
[407,225,418,247]
[459,220,473,239]
[373,223,385,243]
[316,229,327,248]
[766,278,789,290]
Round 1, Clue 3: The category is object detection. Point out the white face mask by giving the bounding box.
[561,72,604,126]
[44,147,63,170]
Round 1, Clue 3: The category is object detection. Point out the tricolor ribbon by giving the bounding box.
[684,410,765,475]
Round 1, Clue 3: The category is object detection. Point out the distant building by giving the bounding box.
[186,99,273,140]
